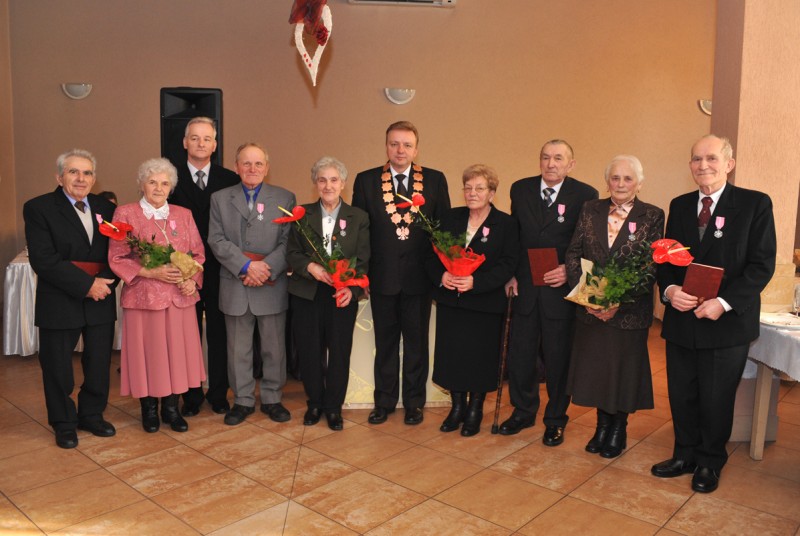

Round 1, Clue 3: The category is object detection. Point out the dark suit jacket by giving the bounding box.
[23,187,118,329]
[658,184,776,349]
[566,197,664,330]
[352,163,450,295]
[287,200,371,301]
[510,175,598,317]
[168,162,240,293]
[426,205,519,315]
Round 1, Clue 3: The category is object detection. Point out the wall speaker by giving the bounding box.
[160,87,223,167]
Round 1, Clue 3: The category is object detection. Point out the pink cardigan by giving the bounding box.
[109,202,205,310]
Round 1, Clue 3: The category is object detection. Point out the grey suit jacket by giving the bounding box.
[208,182,296,316]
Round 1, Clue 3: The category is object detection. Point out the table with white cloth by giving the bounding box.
[3,251,123,356]
[747,314,800,460]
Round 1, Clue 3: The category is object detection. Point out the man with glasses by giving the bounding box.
[23,149,119,448]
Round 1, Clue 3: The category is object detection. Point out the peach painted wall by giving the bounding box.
[2,0,716,304]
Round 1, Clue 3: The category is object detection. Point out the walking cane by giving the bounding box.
[491,287,515,434]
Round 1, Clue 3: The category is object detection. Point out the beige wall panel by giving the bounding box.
[0,0,18,275]
[8,0,714,256]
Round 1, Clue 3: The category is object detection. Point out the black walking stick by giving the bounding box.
[491,287,515,434]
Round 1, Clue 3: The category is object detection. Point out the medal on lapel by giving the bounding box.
[169,220,178,236]
[481,226,489,243]
[256,203,264,221]
[714,216,725,238]
[627,221,636,241]
[339,218,347,237]
[557,204,566,223]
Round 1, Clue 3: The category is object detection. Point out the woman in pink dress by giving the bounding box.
[109,158,206,433]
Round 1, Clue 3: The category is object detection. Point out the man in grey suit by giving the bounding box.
[208,142,296,425]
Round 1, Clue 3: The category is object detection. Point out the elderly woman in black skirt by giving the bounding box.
[426,164,519,436]
[565,155,664,458]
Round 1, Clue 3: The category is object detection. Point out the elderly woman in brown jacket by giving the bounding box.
[565,155,664,458]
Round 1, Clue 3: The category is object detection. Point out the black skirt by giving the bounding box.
[567,320,653,413]
[432,303,504,392]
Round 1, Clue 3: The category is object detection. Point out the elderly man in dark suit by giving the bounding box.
[499,140,598,446]
[23,149,118,449]
[209,142,296,426]
[168,116,240,417]
[652,135,776,493]
[352,121,450,425]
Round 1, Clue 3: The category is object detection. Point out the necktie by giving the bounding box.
[74,200,86,213]
[246,190,254,211]
[196,170,206,191]
[698,196,713,228]
[396,173,408,199]
[698,196,713,239]
[542,187,555,207]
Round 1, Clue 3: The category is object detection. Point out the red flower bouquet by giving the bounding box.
[398,193,486,276]
[98,219,202,279]
[273,206,369,292]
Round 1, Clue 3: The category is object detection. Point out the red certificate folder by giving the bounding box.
[682,262,724,303]
[528,248,559,286]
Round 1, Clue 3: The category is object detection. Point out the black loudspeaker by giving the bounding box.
[160,87,223,167]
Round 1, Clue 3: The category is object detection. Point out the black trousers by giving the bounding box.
[38,323,114,431]
[291,287,357,412]
[183,277,229,406]
[506,302,574,427]
[370,290,431,409]
[666,341,748,471]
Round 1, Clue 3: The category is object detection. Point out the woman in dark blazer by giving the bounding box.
[565,155,664,458]
[287,156,370,431]
[426,164,519,436]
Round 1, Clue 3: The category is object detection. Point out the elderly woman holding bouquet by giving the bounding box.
[565,155,664,458]
[425,164,519,436]
[108,158,206,433]
[286,156,369,431]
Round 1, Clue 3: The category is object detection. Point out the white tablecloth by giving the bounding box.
[3,252,122,356]
[749,323,800,382]
[746,318,800,459]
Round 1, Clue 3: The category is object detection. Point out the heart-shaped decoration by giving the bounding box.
[294,4,332,87]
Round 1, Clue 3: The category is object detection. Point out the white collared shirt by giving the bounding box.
[187,161,212,188]
[540,179,564,202]
[390,165,412,192]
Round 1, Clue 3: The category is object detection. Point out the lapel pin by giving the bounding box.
[557,203,566,223]
[256,203,264,221]
[627,221,636,241]
[713,216,725,238]
[339,218,347,237]
[480,226,489,243]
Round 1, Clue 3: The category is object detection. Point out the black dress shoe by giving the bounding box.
[77,419,116,437]
[304,407,322,426]
[210,399,230,415]
[691,466,720,493]
[181,401,202,417]
[261,403,291,423]
[404,407,423,425]
[368,406,395,424]
[542,425,565,446]
[498,412,535,436]
[224,404,255,425]
[326,412,343,431]
[55,429,78,449]
[651,458,697,478]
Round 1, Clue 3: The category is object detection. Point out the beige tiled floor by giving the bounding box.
[1,324,799,535]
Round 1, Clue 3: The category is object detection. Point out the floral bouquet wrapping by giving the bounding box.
[273,205,369,295]
[397,193,486,276]
[98,219,202,281]
[565,238,694,310]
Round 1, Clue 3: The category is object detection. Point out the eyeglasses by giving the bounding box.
[462,186,489,193]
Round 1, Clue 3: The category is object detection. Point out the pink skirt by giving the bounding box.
[120,305,206,398]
